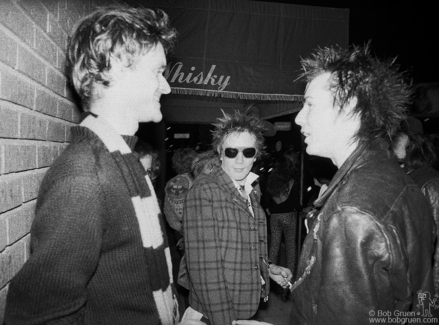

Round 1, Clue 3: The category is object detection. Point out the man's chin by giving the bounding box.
[151,113,163,123]
[141,112,162,123]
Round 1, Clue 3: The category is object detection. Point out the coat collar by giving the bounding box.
[211,166,258,195]
[313,141,388,209]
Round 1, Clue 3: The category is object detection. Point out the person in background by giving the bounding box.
[301,157,337,234]
[163,148,198,313]
[265,154,301,284]
[429,133,439,171]
[184,110,292,325]
[291,43,435,324]
[5,5,204,325]
[176,150,221,300]
[135,138,161,183]
[164,148,198,234]
[191,150,221,178]
[391,116,439,295]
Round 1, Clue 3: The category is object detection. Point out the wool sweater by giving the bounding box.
[5,127,175,325]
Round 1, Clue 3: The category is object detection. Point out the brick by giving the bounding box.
[35,88,58,117]
[65,124,72,142]
[47,121,66,142]
[72,104,83,123]
[65,82,77,101]
[35,29,58,65]
[17,46,46,85]
[7,201,36,245]
[0,177,21,213]
[3,144,37,174]
[46,67,66,96]
[56,12,72,34]
[16,0,48,31]
[58,1,80,33]
[22,170,45,203]
[91,0,110,7]
[65,2,82,20]
[0,240,26,288]
[47,13,67,49]
[20,113,47,140]
[0,214,7,251]
[58,99,82,123]
[0,68,35,109]
[57,99,73,121]
[23,233,31,260]
[57,50,67,74]
[0,285,8,325]
[41,0,59,18]
[37,144,59,167]
[58,0,67,10]
[0,0,35,48]
[0,106,19,138]
[0,28,17,67]
[58,143,68,154]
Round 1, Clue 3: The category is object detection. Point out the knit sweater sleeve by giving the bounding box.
[5,170,104,324]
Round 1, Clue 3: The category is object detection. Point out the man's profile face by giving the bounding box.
[295,72,344,160]
[220,131,257,185]
[110,43,171,123]
[140,155,153,171]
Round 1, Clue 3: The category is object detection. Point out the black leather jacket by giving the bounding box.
[290,143,436,325]
[409,166,439,296]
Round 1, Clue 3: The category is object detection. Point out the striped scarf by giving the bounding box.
[80,115,179,325]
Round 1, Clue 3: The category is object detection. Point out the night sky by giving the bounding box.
[253,0,438,84]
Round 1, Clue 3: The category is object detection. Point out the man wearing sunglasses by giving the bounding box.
[183,110,292,325]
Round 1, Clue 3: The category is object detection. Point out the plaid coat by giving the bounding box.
[183,166,270,325]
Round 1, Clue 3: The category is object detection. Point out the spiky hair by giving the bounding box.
[211,109,265,158]
[300,43,411,143]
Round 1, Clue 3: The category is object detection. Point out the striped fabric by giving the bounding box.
[81,115,178,325]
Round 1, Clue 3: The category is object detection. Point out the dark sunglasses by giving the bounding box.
[224,147,257,159]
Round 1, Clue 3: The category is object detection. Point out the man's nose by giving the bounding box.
[160,76,171,94]
[235,151,245,163]
[295,106,305,127]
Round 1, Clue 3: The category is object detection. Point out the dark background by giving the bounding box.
[252,0,438,84]
[140,0,438,200]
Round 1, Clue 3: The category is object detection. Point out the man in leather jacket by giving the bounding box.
[290,44,437,325]
[392,116,439,296]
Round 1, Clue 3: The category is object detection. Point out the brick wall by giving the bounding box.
[0,0,109,322]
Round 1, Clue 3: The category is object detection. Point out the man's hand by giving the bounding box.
[176,238,185,250]
[268,264,293,289]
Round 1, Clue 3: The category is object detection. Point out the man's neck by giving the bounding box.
[89,104,139,136]
[331,140,359,168]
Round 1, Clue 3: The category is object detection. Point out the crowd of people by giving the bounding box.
[3,4,439,325]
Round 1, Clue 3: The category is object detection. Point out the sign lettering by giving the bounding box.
[165,62,231,91]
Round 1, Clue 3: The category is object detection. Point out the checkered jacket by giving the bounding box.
[183,166,270,325]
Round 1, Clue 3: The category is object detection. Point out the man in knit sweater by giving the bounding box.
[5,6,204,325]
